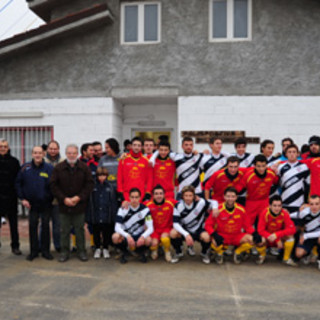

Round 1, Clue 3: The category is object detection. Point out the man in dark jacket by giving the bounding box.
[0,139,21,255]
[16,146,54,261]
[50,144,94,262]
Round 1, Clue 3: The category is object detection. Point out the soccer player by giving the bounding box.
[237,154,279,226]
[301,135,320,159]
[279,137,294,161]
[205,187,262,265]
[300,156,320,197]
[256,195,296,265]
[152,141,176,199]
[146,185,175,262]
[112,188,153,264]
[170,186,217,264]
[260,139,280,166]
[117,137,152,202]
[233,137,255,168]
[204,156,244,204]
[295,195,320,269]
[201,137,229,186]
[143,138,155,159]
[150,137,204,199]
[277,144,309,217]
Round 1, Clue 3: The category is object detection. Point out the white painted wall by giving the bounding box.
[178,96,320,154]
[0,97,120,154]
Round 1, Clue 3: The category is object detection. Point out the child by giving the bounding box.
[90,167,118,259]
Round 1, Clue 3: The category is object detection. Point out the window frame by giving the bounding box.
[120,1,161,45]
[209,0,252,43]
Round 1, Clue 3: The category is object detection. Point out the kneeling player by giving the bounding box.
[145,185,175,262]
[171,186,217,264]
[295,195,320,270]
[205,187,262,265]
[112,188,153,264]
[256,195,296,266]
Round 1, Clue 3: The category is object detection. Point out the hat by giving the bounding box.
[308,135,320,146]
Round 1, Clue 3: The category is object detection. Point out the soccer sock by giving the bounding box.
[171,238,182,254]
[150,244,158,251]
[283,239,295,261]
[136,245,146,255]
[201,241,210,254]
[312,245,318,257]
[235,243,253,255]
[90,234,94,247]
[256,245,267,257]
[160,237,171,252]
[116,239,128,254]
[71,234,76,248]
[212,244,224,255]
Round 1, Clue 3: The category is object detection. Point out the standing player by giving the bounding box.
[201,137,229,187]
[301,136,320,159]
[205,187,262,265]
[112,188,153,264]
[117,137,152,202]
[233,138,255,168]
[260,140,280,166]
[300,156,320,198]
[204,156,244,204]
[256,195,296,265]
[152,141,176,199]
[143,138,156,159]
[146,185,175,262]
[295,195,320,269]
[279,138,294,161]
[237,155,279,226]
[170,186,218,264]
[150,137,204,199]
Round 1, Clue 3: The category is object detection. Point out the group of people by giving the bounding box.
[1,134,320,270]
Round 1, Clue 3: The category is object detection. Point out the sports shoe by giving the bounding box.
[164,251,172,262]
[283,258,298,267]
[103,249,110,259]
[187,246,196,256]
[310,254,318,263]
[139,253,148,263]
[171,253,180,264]
[224,246,233,256]
[150,250,158,260]
[302,255,311,265]
[94,248,101,259]
[120,254,128,264]
[251,247,258,256]
[241,251,250,261]
[270,247,280,256]
[201,251,211,264]
[233,252,242,264]
[256,255,266,265]
[215,254,224,265]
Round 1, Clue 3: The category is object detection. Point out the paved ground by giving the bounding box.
[1,219,320,320]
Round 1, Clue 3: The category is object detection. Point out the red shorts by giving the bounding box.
[245,199,269,225]
[151,228,171,240]
[220,233,247,246]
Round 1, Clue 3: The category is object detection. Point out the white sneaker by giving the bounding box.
[270,247,280,256]
[283,258,298,267]
[201,250,211,264]
[256,255,266,265]
[150,250,158,260]
[302,255,311,265]
[164,251,172,262]
[94,248,101,259]
[187,246,196,256]
[103,249,110,259]
[171,253,180,264]
[225,246,234,256]
[251,247,258,256]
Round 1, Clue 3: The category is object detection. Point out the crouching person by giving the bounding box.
[112,188,153,264]
[256,195,296,266]
[170,186,217,264]
[205,187,262,265]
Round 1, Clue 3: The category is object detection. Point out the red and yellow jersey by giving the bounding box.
[258,208,296,240]
[237,168,278,201]
[204,169,245,203]
[153,157,176,198]
[301,158,320,196]
[145,199,175,231]
[117,151,153,201]
[205,203,254,235]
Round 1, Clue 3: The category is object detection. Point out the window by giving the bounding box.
[209,0,252,42]
[0,126,53,163]
[121,2,161,44]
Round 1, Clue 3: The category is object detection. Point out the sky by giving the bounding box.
[0,0,45,42]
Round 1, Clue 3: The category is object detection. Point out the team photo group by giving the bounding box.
[1,134,320,270]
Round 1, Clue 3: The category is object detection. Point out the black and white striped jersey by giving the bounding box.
[233,152,255,168]
[115,204,153,238]
[200,153,229,185]
[278,161,310,214]
[173,198,216,237]
[266,155,281,167]
[298,207,320,240]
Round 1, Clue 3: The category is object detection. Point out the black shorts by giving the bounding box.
[189,228,206,242]
[297,238,318,254]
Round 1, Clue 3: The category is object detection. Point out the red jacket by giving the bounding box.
[153,157,176,198]
[301,158,320,196]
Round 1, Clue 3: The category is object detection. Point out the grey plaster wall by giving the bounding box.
[0,0,319,97]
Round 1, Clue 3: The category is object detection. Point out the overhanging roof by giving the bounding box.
[0,4,113,60]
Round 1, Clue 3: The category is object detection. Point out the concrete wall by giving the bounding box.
[178,96,320,154]
[0,0,319,97]
[0,97,120,152]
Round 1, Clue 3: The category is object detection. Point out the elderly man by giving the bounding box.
[16,146,54,261]
[0,139,21,255]
[50,144,94,262]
